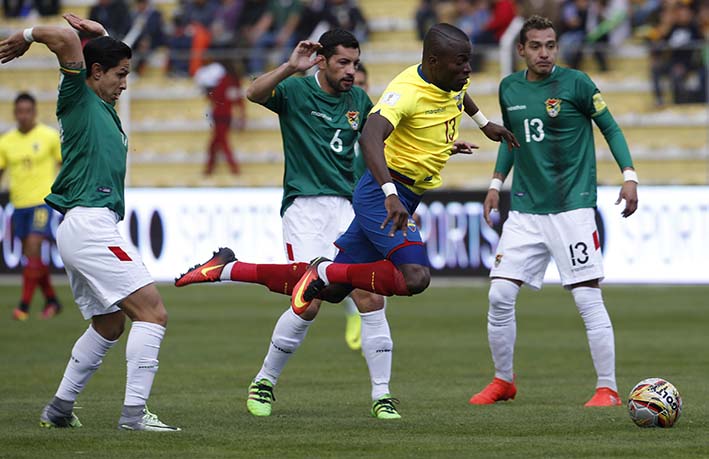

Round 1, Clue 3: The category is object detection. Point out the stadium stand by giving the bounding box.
[1,0,707,187]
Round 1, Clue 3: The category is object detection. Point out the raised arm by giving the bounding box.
[0,25,82,67]
[0,13,107,69]
[246,40,324,104]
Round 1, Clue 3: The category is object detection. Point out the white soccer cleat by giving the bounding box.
[118,407,181,432]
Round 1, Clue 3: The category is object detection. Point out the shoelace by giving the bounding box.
[251,383,275,402]
[373,398,400,414]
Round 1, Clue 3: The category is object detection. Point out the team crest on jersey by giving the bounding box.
[545,98,561,118]
[407,218,418,233]
[346,111,360,130]
[494,254,503,267]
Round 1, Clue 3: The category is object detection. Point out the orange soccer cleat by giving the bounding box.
[290,257,329,315]
[12,308,29,321]
[468,377,517,405]
[584,387,622,407]
[174,247,236,287]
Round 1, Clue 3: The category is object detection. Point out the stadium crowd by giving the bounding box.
[4,0,706,104]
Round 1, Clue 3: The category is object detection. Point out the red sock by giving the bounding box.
[325,260,410,296]
[38,264,57,300]
[21,257,44,304]
[229,261,308,295]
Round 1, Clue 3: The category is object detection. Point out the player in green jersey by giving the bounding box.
[239,30,393,418]
[0,14,179,431]
[469,15,639,407]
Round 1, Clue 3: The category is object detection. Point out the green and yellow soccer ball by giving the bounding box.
[627,378,682,428]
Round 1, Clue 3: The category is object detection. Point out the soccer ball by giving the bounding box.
[627,378,682,428]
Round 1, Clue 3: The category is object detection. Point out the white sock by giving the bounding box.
[220,261,237,281]
[572,287,617,391]
[487,279,520,383]
[342,296,357,316]
[316,261,332,285]
[55,325,118,402]
[360,308,393,400]
[255,308,312,385]
[124,321,165,407]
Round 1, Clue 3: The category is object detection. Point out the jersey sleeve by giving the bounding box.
[56,68,89,115]
[370,80,415,129]
[575,71,607,118]
[494,79,514,177]
[262,78,290,114]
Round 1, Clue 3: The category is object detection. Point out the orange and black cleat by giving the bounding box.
[174,247,236,287]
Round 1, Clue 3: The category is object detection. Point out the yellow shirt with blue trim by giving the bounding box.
[371,64,470,194]
[0,123,61,208]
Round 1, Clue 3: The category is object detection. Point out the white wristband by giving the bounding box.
[623,169,639,183]
[489,178,503,191]
[381,182,398,197]
[22,28,34,43]
[472,110,489,128]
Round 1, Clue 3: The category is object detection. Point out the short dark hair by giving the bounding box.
[83,36,132,78]
[14,92,36,106]
[519,15,556,44]
[356,62,367,75]
[317,29,359,59]
[423,23,470,59]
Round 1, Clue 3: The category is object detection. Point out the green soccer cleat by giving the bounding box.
[371,395,401,420]
[345,313,362,351]
[39,404,82,429]
[247,379,275,417]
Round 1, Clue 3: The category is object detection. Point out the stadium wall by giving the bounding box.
[1,187,707,283]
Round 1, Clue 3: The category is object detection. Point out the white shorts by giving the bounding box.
[282,196,354,262]
[57,207,153,319]
[490,208,604,289]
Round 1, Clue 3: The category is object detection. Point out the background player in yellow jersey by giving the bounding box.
[0,92,62,320]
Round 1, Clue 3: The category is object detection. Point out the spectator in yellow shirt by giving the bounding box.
[0,92,63,320]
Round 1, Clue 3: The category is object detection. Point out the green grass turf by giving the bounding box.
[1,283,708,458]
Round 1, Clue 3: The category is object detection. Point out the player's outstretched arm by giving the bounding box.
[463,94,519,149]
[1,25,82,68]
[360,113,410,237]
[246,40,324,104]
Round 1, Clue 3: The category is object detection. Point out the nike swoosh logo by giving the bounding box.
[292,281,309,311]
[292,271,315,311]
[201,264,224,277]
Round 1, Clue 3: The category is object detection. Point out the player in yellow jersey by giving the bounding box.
[176,23,519,419]
[289,23,519,312]
[0,92,62,320]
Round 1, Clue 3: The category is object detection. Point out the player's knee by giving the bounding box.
[572,286,611,330]
[488,279,519,326]
[352,291,385,312]
[402,266,430,295]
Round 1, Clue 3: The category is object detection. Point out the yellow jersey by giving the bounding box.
[371,64,470,194]
[0,123,61,208]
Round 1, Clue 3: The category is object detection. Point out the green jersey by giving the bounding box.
[495,66,617,214]
[263,74,373,215]
[45,68,128,219]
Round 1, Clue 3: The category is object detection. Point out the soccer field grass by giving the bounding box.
[1,283,707,458]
